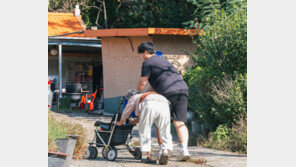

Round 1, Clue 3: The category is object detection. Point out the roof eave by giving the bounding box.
[84,28,201,38]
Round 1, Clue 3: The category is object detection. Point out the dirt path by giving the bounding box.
[49,110,247,167]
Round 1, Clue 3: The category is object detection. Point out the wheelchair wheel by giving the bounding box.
[106,148,117,161]
[102,147,108,159]
[133,147,142,160]
[86,146,98,159]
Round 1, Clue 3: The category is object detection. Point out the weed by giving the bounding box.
[187,157,207,164]
[129,140,140,147]
[201,116,247,154]
[48,115,88,159]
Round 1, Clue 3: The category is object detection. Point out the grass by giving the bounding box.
[48,115,88,159]
[129,140,140,147]
[201,117,247,154]
[48,116,68,152]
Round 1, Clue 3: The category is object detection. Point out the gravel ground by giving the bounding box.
[49,110,247,167]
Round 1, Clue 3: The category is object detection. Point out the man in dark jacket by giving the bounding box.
[136,41,190,161]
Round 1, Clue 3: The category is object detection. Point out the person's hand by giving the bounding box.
[127,118,136,124]
[127,117,139,124]
[113,121,123,126]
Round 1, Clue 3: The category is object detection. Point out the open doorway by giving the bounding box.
[48,37,103,111]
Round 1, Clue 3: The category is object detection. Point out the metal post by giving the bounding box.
[58,43,63,98]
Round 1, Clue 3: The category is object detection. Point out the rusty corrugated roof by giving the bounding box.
[48,12,85,37]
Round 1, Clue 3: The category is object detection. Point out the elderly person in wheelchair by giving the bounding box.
[114,89,173,165]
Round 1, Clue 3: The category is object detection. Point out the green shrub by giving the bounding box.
[210,74,247,126]
[203,116,247,154]
[48,115,87,159]
[228,117,247,153]
[183,2,247,152]
[209,124,230,143]
[184,2,247,131]
[189,4,247,76]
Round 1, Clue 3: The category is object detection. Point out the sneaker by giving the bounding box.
[177,150,190,161]
[159,153,169,165]
[141,157,157,164]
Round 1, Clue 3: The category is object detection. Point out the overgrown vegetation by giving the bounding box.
[48,116,68,152]
[48,115,88,159]
[202,116,247,153]
[184,0,247,153]
[48,0,196,28]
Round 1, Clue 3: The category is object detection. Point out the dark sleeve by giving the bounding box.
[141,62,151,77]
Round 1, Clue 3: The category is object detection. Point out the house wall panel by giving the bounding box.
[153,35,194,74]
[101,36,152,99]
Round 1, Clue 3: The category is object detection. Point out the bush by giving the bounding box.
[210,74,247,126]
[228,117,247,153]
[184,1,247,131]
[190,3,247,76]
[203,116,247,154]
[48,115,88,159]
[183,2,247,153]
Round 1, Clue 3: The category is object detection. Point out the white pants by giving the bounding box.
[138,100,173,152]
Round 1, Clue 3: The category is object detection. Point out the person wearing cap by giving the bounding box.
[136,41,191,161]
[114,89,173,165]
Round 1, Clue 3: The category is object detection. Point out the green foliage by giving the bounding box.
[209,124,230,142]
[192,6,247,75]
[113,0,196,28]
[185,73,247,130]
[203,117,247,153]
[48,0,89,12]
[211,74,247,126]
[184,1,247,153]
[80,0,119,28]
[184,1,247,132]
[48,115,68,140]
[49,0,197,28]
[227,117,247,153]
[185,0,247,26]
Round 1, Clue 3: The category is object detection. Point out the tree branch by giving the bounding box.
[83,6,103,11]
